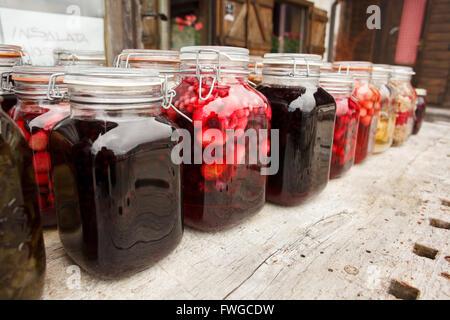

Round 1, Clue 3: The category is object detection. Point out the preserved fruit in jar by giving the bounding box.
[259,54,336,205]
[10,66,70,227]
[165,46,270,231]
[413,88,426,135]
[0,109,46,299]
[0,45,24,114]
[372,65,396,154]
[334,61,380,164]
[50,68,183,278]
[320,72,359,179]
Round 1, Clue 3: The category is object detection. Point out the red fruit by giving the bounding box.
[201,164,225,181]
[359,108,367,117]
[47,193,55,205]
[29,131,48,151]
[33,152,51,173]
[360,115,371,126]
[35,172,50,185]
[196,128,226,148]
[16,121,30,141]
[259,139,270,158]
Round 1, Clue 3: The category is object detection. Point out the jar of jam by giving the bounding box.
[259,54,336,206]
[50,67,183,278]
[320,72,359,179]
[413,88,426,135]
[0,45,24,114]
[390,66,416,146]
[334,62,380,164]
[0,109,46,299]
[10,66,70,227]
[53,49,106,66]
[249,55,263,86]
[164,46,270,231]
[372,64,396,154]
[116,49,180,89]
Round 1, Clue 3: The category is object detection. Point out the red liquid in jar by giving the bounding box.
[166,76,270,231]
[257,85,336,206]
[329,97,360,179]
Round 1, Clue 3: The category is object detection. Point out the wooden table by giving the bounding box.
[42,121,450,300]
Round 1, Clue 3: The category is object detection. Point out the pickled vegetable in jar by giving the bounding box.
[116,49,180,89]
[249,55,263,86]
[0,109,46,299]
[390,66,416,146]
[372,64,396,154]
[259,54,336,206]
[50,68,183,278]
[333,62,380,164]
[10,66,70,227]
[320,72,359,179]
[413,88,426,135]
[53,49,106,66]
[164,46,270,231]
[0,45,24,114]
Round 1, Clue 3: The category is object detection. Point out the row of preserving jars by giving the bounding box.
[0,45,426,297]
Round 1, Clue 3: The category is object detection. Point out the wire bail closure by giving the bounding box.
[114,52,150,68]
[192,49,221,101]
[1,72,13,92]
[161,74,192,123]
[47,73,66,101]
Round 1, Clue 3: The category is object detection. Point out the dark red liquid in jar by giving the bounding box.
[353,83,380,164]
[257,84,336,206]
[50,115,183,278]
[0,94,17,114]
[12,103,69,226]
[329,96,360,179]
[165,76,270,231]
[413,95,426,135]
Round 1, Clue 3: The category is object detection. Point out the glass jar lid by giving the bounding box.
[320,62,333,71]
[263,53,322,78]
[116,49,180,72]
[390,65,415,80]
[333,61,372,80]
[54,49,106,66]
[180,46,249,63]
[249,55,263,75]
[11,65,66,97]
[0,44,24,66]
[415,88,427,96]
[371,64,391,81]
[319,71,353,94]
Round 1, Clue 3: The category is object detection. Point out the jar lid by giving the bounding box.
[54,49,106,65]
[320,62,333,71]
[371,64,391,80]
[180,46,249,62]
[390,65,415,76]
[319,71,353,93]
[333,61,373,72]
[415,88,427,96]
[263,53,322,77]
[249,55,263,74]
[12,65,66,82]
[0,44,24,67]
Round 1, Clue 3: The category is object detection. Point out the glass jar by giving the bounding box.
[116,49,180,89]
[259,54,336,206]
[413,88,426,135]
[165,46,270,231]
[0,109,46,299]
[372,64,396,154]
[249,55,263,86]
[53,49,106,66]
[0,45,24,114]
[10,66,70,227]
[334,61,380,164]
[49,67,183,278]
[320,72,359,179]
[390,66,416,146]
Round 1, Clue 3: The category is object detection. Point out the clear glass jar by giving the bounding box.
[413,88,426,135]
[0,45,24,114]
[390,66,416,146]
[333,61,380,164]
[10,66,70,227]
[372,64,396,153]
[50,67,183,278]
[0,109,46,299]
[259,54,336,206]
[53,49,106,66]
[116,49,180,89]
[166,46,270,231]
[320,72,359,179]
[249,55,263,86]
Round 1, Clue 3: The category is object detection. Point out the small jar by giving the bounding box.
[54,49,106,66]
[0,45,23,114]
[320,72,359,179]
[0,110,46,299]
[372,64,396,154]
[334,61,381,164]
[248,56,263,86]
[50,67,183,278]
[413,88,426,135]
[116,49,180,89]
[10,66,70,227]
[390,66,416,146]
[259,54,336,206]
[167,46,270,231]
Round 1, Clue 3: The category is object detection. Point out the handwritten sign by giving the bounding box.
[0,7,104,65]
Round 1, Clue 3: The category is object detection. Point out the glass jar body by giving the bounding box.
[167,74,270,231]
[0,110,46,299]
[11,99,70,226]
[50,106,183,278]
[0,93,17,114]
[412,94,426,135]
[373,82,396,153]
[258,77,336,206]
[329,92,360,179]
[391,79,416,146]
